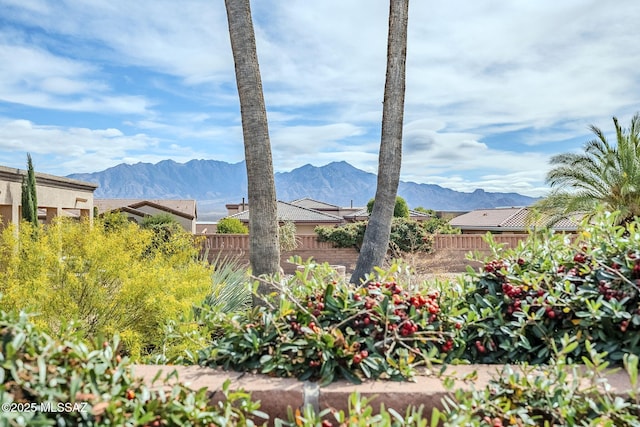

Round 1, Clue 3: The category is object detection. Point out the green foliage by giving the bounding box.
[279,392,427,427]
[0,217,212,359]
[20,153,38,227]
[140,212,179,228]
[316,218,439,253]
[315,222,366,248]
[202,255,252,315]
[434,336,640,426]
[140,213,196,260]
[389,217,434,253]
[450,210,640,365]
[100,211,131,233]
[414,206,436,215]
[367,196,409,218]
[217,217,249,234]
[533,113,640,226]
[0,308,267,426]
[421,216,461,234]
[198,259,459,385]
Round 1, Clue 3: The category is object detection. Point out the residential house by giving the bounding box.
[343,207,434,223]
[226,200,345,233]
[0,164,97,230]
[95,199,198,233]
[449,207,579,234]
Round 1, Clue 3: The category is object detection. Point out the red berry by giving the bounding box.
[125,389,135,400]
[573,253,586,263]
[353,354,362,364]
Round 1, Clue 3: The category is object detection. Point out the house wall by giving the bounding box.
[0,166,96,229]
[294,223,321,234]
[200,233,532,275]
[134,205,195,233]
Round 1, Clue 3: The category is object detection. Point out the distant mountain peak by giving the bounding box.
[67,159,539,221]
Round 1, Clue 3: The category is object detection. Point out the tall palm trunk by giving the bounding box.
[224,0,280,291]
[351,0,409,284]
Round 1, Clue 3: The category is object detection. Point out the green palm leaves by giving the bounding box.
[535,113,640,225]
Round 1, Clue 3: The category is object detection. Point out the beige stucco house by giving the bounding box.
[95,199,198,233]
[0,165,97,230]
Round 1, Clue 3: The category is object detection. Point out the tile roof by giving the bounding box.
[449,207,579,231]
[229,200,344,223]
[95,199,197,219]
[289,197,341,210]
[344,208,433,220]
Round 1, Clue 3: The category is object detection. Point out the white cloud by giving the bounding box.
[0,0,639,198]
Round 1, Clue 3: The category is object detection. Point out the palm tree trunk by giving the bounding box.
[351,0,409,284]
[224,0,280,293]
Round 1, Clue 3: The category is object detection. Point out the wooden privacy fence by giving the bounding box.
[199,233,531,274]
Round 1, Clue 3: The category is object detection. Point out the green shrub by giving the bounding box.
[316,218,434,253]
[389,217,433,253]
[198,260,460,385]
[434,336,640,426]
[217,217,249,234]
[451,210,640,365]
[315,222,366,248]
[367,196,409,218]
[0,217,212,359]
[0,308,267,426]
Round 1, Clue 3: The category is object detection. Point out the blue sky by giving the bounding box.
[1,0,639,197]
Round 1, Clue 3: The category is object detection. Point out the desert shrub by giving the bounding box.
[198,261,461,385]
[316,218,433,253]
[450,210,640,365]
[217,217,249,234]
[0,217,212,358]
[315,222,366,248]
[434,336,640,426]
[389,217,433,253]
[422,216,461,234]
[0,307,266,426]
[279,220,300,252]
[99,210,131,232]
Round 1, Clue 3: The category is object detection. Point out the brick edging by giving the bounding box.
[132,364,633,424]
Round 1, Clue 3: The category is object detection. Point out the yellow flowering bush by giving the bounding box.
[0,215,212,359]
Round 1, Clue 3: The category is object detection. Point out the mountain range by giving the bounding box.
[67,159,540,221]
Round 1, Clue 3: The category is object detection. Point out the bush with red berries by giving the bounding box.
[198,262,461,384]
[451,211,640,364]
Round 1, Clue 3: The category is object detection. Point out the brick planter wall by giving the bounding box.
[133,364,633,426]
